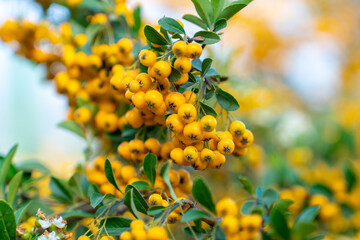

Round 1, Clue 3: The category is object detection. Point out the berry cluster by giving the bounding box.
[120,220,168,240]
[216,198,262,239]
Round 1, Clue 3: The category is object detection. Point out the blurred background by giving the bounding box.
[1,0,360,238]
[0,0,359,173]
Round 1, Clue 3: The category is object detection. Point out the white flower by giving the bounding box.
[48,231,59,240]
[51,216,66,228]
[38,219,51,229]
[38,231,58,240]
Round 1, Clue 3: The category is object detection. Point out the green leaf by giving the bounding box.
[84,23,102,44]
[143,153,157,186]
[262,188,279,207]
[256,186,266,198]
[129,189,141,219]
[124,185,149,216]
[15,159,50,173]
[160,162,178,201]
[169,67,182,82]
[6,171,23,206]
[158,17,185,34]
[200,102,218,118]
[62,210,94,219]
[188,72,198,83]
[238,175,253,194]
[211,0,225,20]
[15,200,33,224]
[240,200,255,215]
[294,206,320,226]
[0,200,16,240]
[58,121,85,139]
[192,176,216,215]
[191,0,213,27]
[215,88,240,111]
[182,14,208,30]
[147,206,166,216]
[156,202,181,226]
[144,25,169,45]
[49,177,73,202]
[133,6,142,34]
[131,181,151,191]
[68,173,85,199]
[270,208,290,240]
[308,233,327,240]
[345,164,357,192]
[214,18,227,32]
[99,217,132,235]
[217,0,253,21]
[201,58,213,77]
[205,87,215,99]
[104,159,122,193]
[194,31,220,45]
[0,144,18,199]
[273,199,294,213]
[89,191,115,208]
[181,209,210,222]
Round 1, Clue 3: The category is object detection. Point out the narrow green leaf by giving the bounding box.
[143,153,157,186]
[199,102,218,118]
[15,159,50,173]
[58,121,85,139]
[191,0,212,27]
[104,159,122,193]
[130,189,141,219]
[131,181,151,191]
[181,209,210,222]
[147,206,166,216]
[192,176,216,215]
[160,162,178,201]
[201,58,213,77]
[215,88,240,111]
[194,31,220,45]
[217,0,253,21]
[238,175,253,194]
[158,17,185,34]
[345,164,357,192]
[124,185,149,216]
[90,192,115,208]
[144,25,169,45]
[49,177,72,202]
[294,206,320,226]
[6,171,23,206]
[182,14,208,30]
[0,144,18,199]
[270,208,290,240]
[68,173,85,199]
[15,201,33,224]
[211,0,225,20]
[133,6,142,33]
[157,202,181,226]
[0,200,16,240]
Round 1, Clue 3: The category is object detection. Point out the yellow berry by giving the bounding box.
[186,42,202,59]
[139,49,157,67]
[172,41,187,57]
